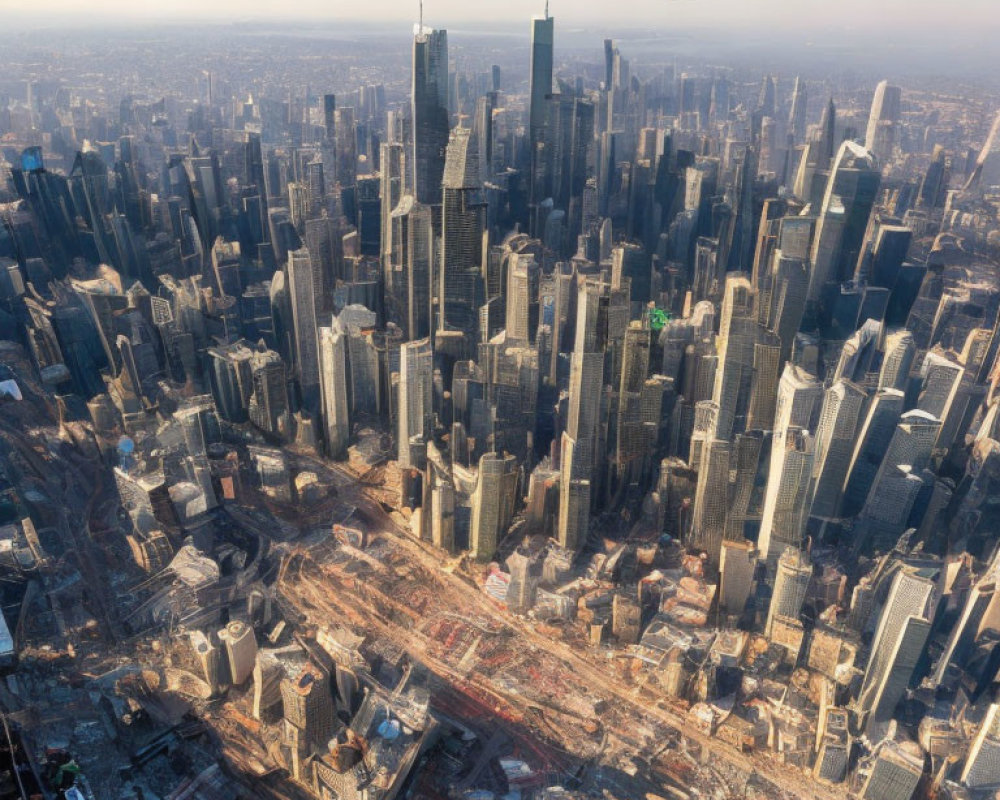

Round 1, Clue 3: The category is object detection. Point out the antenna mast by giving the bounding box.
[420,0,423,30]
[545,0,549,18]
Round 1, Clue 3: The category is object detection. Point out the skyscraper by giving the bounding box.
[286,247,321,407]
[758,427,815,570]
[690,438,731,564]
[249,346,289,438]
[867,410,941,496]
[613,321,653,484]
[841,388,906,518]
[711,274,758,441]
[764,547,812,638]
[859,738,924,800]
[932,576,998,685]
[808,379,867,519]
[602,38,614,90]
[915,350,963,421]
[412,24,449,205]
[792,96,836,203]
[807,141,881,306]
[280,662,335,754]
[528,8,554,208]
[438,128,486,357]
[318,317,350,459]
[387,196,433,341]
[380,141,405,267]
[961,702,1000,789]
[426,447,456,551]
[757,365,822,569]
[757,217,811,362]
[963,108,1000,191]
[857,410,941,547]
[857,570,934,739]
[878,329,916,392]
[814,706,850,785]
[397,338,434,469]
[470,452,519,561]
[505,252,539,345]
[558,279,609,551]
[719,539,757,620]
[864,80,902,164]
[788,76,808,142]
[218,620,257,686]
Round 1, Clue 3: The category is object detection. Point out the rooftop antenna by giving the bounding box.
[419,0,423,30]
[545,0,549,18]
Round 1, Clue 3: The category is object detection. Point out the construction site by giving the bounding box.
[0,345,846,800]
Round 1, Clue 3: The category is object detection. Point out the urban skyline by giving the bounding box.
[4,1,1000,37]
[0,2,998,800]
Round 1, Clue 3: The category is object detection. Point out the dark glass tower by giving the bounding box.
[411,25,449,206]
[528,9,554,212]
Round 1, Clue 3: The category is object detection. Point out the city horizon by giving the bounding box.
[0,1,998,799]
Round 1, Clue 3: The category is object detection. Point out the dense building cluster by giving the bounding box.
[1,6,1000,800]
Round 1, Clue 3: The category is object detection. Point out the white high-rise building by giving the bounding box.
[809,379,867,519]
[858,570,934,739]
[864,80,901,163]
[878,329,916,392]
[506,252,538,345]
[711,274,757,441]
[862,410,941,522]
[558,279,609,551]
[764,547,812,638]
[962,703,1000,789]
[397,338,433,469]
[916,350,964,421]
[758,365,822,569]
[318,317,350,459]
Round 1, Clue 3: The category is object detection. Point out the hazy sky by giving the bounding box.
[4,0,999,33]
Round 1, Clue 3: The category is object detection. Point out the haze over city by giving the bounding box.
[0,1,999,799]
[4,0,999,32]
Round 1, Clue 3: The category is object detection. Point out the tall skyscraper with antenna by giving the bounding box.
[411,12,449,206]
[528,5,554,213]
